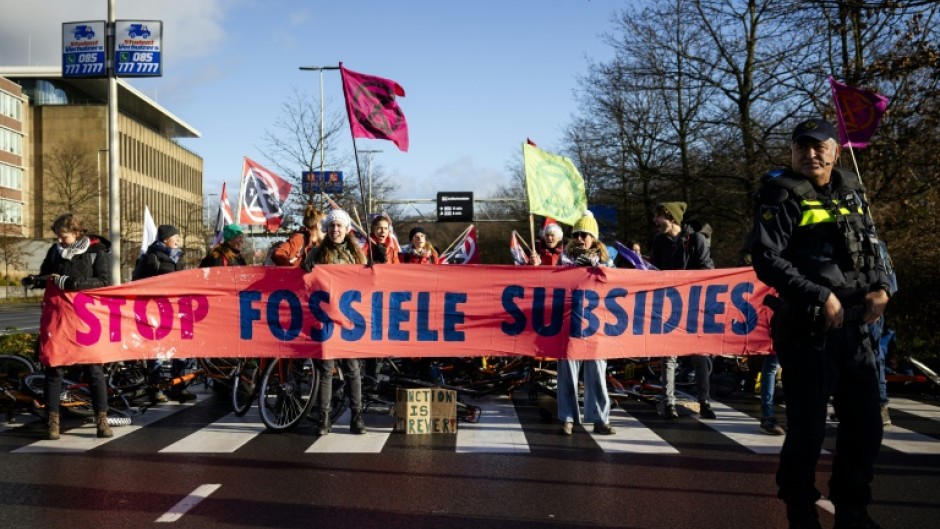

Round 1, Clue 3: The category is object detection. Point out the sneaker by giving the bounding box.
[149,388,168,404]
[663,404,679,420]
[760,417,786,435]
[880,405,891,427]
[593,422,616,435]
[699,402,717,419]
[834,507,883,529]
[560,421,573,435]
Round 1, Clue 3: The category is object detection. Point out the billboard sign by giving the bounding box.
[302,171,344,194]
[437,192,473,222]
[62,21,107,78]
[114,20,163,76]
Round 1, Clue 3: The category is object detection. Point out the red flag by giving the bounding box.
[238,157,292,232]
[340,63,409,152]
[829,76,889,149]
[510,231,529,265]
[440,225,480,265]
[212,182,236,246]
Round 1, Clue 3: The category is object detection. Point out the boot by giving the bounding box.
[96,412,113,438]
[350,409,367,435]
[47,412,61,440]
[317,411,332,436]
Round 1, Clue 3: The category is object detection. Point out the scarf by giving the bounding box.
[57,237,91,261]
[156,241,182,264]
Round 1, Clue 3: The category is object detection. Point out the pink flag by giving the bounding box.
[510,232,529,266]
[440,225,480,265]
[829,76,889,148]
[212,182,236,246]
[340,63,409,152]
[238,157,293,232]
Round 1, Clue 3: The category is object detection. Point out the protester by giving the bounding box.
[650,201,717,421]
[201,224,248,267]
[22,213,113,440]
[132,224,192,403]
[303,208,368,435]
[529,222,565,266]
[751,117,891,529]
[400,227,438,264]
[270,204,324,267]
[369,213,400,264]
[555,211,616,436]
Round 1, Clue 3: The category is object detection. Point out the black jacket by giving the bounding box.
[650,226,714,272]
[133,242,183,280]
[37,235,112,291]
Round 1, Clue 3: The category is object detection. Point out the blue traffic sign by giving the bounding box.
[302,171,344,194]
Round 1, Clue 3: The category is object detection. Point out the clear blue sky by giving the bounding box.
[1,0,619,209]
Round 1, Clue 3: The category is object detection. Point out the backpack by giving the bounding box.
[262,239,285,266]
[265,230,313,267]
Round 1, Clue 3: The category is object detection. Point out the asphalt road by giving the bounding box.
[0,301,42,334]
[2,387,939,529]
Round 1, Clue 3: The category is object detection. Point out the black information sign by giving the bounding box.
[436,192,473,222]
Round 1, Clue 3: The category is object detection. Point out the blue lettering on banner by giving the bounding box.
[234,282,759,344]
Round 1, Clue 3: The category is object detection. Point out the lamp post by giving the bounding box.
[96,149,108,234]
[298,64,339,202]
[357,149,382,215]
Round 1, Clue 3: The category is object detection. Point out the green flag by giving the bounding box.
[523,143,587,225]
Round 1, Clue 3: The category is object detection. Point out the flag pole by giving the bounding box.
[513,230,533,255]
[521,141,538,254]
[339,62,373,265]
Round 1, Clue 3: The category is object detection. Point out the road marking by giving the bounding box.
[700,401,789,455]
[889,398,940,422]
[456,395,529,454]
[881,425,940,454]
[155,484,221,523]
[817,498,835,514]
[160,406,264,453]
[12,400,197,454]
[590,407,679,454]
[306,409,393,453]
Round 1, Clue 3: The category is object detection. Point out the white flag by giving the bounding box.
[141,205,157,256]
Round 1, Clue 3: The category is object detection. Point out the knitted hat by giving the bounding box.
[156,224,179,242]
[541,222,563,239]
[409,226,427,241]
[571,211,599,239]
[322,209,352,231]
[222,224,243,242]
[658,202,687,225]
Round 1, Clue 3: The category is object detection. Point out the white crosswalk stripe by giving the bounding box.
[6,394,940,456]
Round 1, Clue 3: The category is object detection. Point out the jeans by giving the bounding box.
[556,359,611,424]
[316,359,362,412]
[45,364,108,414]
[761,354,780,419]
[662,355,712,405]
[868,317,889,406]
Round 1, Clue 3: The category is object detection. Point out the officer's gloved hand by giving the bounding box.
[575,254,600,267]
[53,275,76,291]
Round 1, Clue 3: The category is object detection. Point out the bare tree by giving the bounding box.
[42,139,102,227]
[0,227,32,298]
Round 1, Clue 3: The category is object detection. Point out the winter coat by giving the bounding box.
[133,241,183,280]
[200,243,247,267]
[271,228,317,267]
[535,239,565,267]
[37,235,112,290]
[400,244,438,264]
[369,236,400,265]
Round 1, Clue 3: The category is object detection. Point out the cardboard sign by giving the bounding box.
[394,388,457,434]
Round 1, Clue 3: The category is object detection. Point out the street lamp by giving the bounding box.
[357,149,382,215]
[96,149,108,234]
[298,65,339,175]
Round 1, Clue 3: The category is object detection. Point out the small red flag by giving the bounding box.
[238,157,293,232]
[340,63,409,152]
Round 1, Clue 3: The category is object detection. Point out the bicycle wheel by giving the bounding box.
[231,359,261,417]
[258,358,317,432]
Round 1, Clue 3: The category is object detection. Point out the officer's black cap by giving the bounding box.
[792,118,838,143]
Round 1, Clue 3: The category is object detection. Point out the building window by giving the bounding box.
[0,127,22,155]
[0,162,23,190]
[0,198,23,225]
[0,90,24,119]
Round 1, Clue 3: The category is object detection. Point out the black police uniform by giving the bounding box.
[750,166,890,524]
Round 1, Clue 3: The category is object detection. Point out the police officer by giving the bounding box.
[751,118,891,529]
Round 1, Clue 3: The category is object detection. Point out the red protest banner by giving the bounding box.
[39,265,774,367]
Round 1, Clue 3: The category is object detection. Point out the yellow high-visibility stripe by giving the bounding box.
[798,199,861,226]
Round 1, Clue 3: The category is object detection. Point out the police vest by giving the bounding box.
[762,168,886,290]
